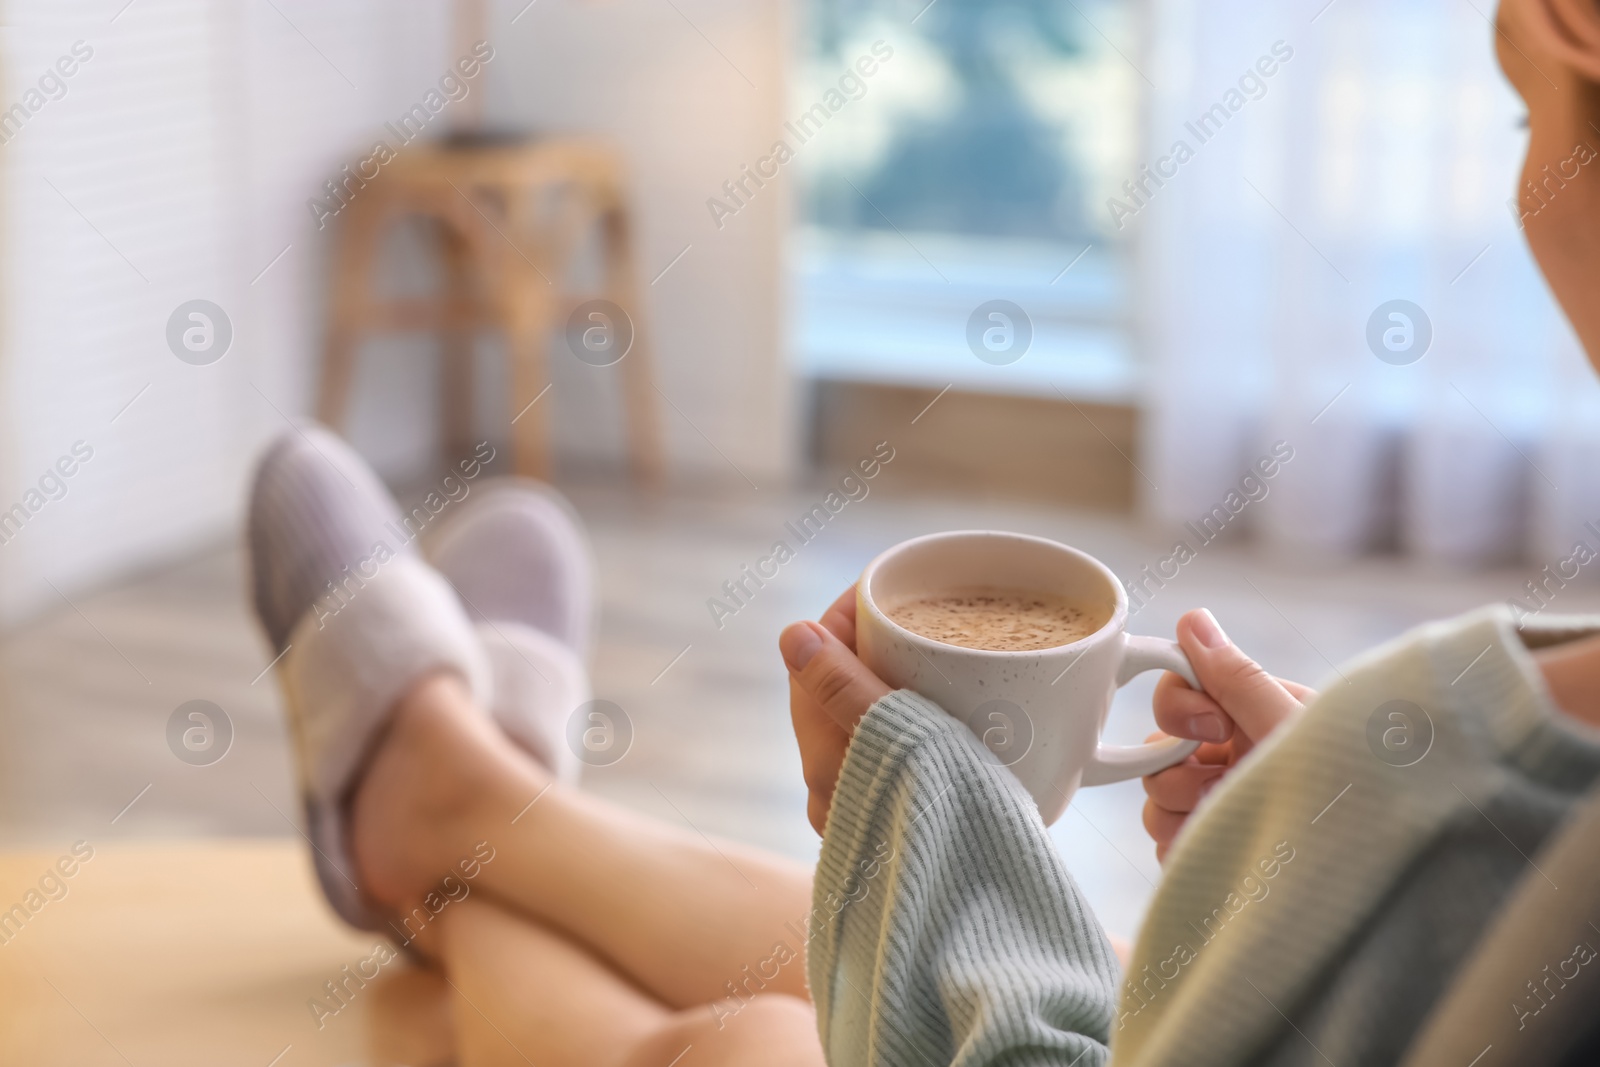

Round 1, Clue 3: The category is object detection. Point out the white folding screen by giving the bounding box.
[0,0,450,623]
[0,0,245,623]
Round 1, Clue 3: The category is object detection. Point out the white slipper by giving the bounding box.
[248,426,493,931]
[474,621,589,785]
[277,554,492,930]
[425,478,597,782]
[424,478,597,659]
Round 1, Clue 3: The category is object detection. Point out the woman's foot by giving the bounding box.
[348,671,548,917]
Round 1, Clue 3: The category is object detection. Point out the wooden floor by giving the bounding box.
[0,840,456,1066]
[0,475,1589,962]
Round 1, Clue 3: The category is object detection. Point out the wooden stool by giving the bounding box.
[317,135,664,484]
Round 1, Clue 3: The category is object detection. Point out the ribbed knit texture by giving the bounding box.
[808,690,1118,1067]
[807,605,1600,1067]
[1396,783,1600,1067]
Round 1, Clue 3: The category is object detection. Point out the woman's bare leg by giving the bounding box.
[419,894,825,1067]
[351,672,815,1009]
[425,893,664,1067]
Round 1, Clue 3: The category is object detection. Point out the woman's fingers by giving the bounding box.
[790,675,850,836]
[1142,798,1187,850]
[780,620,891,733]
[807,792,832,836]
[1152,672,1235,744]
[1174,609,1304,745]
[790,678,849,791]
[817,587,859,649]
[785,590,886,838]
[1143,731,1233,764]
[1279,677,1317,703]
[1143,759,1228,813]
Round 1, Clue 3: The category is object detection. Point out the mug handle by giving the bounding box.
[1079,634,1202,787]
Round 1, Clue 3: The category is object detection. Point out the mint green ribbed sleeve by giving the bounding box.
[804,607,1600,1067]
[806,689,1118,1067]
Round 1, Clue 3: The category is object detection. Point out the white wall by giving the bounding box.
[0,0,254,623]
[0,0,795,623]
[239,0,459,480]
[0,0,465,622]
[478,0,795,484]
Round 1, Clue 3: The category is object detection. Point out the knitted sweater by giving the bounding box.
[805,606,1600,1066]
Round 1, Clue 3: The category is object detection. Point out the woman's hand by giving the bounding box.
[1142,608,1314,863]
[780,587,892,835]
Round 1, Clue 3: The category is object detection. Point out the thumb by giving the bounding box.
[780,620,891,732]
[1176,609,1300,744]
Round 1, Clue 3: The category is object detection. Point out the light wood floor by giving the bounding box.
[0,841,456,1067]
[0,478,1590,943]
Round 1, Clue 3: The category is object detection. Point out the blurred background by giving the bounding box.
[2,0,1600,1060]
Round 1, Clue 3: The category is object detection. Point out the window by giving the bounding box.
[792,0,1142,400]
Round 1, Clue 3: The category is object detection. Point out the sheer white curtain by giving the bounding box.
[1139,0,1598,568]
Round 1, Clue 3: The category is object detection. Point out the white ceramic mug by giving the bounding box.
[855,530,1201,826]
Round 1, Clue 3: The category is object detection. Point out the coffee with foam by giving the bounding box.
[885,587,1109,652]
